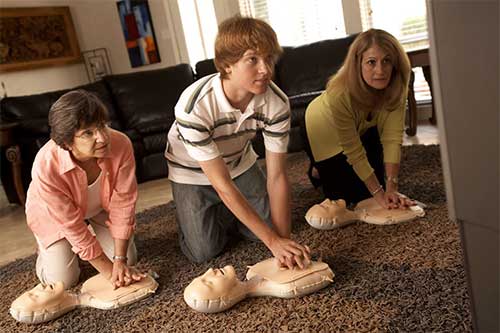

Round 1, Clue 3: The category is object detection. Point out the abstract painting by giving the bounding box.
[117,0,161,68]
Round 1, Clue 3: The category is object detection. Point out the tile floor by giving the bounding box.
[0,121,439,266]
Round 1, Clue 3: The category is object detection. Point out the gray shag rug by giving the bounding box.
[0,145,472,332]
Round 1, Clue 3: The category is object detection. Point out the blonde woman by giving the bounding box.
[303,29,414,210]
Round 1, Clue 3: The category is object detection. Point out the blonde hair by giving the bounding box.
[214,16,282,79]
[326,29,411,112]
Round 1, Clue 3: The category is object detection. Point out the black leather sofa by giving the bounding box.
[0,34,357,204]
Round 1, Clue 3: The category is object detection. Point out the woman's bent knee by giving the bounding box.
[36,260,80,288]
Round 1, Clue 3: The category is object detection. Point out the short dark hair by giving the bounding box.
[48,89,109,149]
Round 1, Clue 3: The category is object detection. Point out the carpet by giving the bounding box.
[0,145,472,332]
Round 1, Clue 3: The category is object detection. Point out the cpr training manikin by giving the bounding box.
[10,274,158,324]
[184,258,334,313]
[305,197,425,230]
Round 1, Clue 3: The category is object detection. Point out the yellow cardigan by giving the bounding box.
[305,88,405,181]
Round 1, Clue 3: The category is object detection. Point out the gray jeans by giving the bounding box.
[171,163,272,263]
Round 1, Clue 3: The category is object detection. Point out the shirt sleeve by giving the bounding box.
[330,92,374,181]
[106,134,138,240]
[35,168,103,261]
[378,98,405,164]
[263,93,291,153]
[174,104,221,161]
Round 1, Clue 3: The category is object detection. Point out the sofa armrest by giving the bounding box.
[288,91,323,109]
[195,59,218,79]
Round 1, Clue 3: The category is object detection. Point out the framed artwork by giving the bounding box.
[0,7,81,72]
[82,48,112,82]
[117,0,161,68]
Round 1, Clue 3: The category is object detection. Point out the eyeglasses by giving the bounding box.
[74,123,109,141]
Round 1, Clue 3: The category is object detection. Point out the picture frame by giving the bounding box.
[82,48,112,83]
[0,7,81,72]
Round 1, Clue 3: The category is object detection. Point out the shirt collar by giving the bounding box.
[213,75,268,113]
[58,145,78,174]
[57,141,111,174]
[248,92,266,111]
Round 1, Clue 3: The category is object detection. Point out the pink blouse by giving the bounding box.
[25,129,138,261]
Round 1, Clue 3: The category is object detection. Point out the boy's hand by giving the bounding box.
[268,236,311,269]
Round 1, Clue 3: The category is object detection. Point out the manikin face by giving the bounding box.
[223,50,275,104]
[305,198,357,226]
[361,44,393,90]
[12,282,65,310]
[188,266,238,298]
[321,199,345,209]
[68,122,111,161]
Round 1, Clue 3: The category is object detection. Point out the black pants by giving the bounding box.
[301,120,385,206]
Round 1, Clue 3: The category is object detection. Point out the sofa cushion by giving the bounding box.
[275,34,358,98]
[104,64,195,138]
[143,133,167,154]
[0,81,121,204]
[137,152,168,183]
[0,81,121,137]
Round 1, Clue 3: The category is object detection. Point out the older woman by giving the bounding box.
[26,90,144,289]
[303,29,414,211]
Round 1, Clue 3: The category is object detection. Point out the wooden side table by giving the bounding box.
[406,48,435,136]
[0,121,25,205]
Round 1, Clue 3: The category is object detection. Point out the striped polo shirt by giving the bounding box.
[165,73,290,185]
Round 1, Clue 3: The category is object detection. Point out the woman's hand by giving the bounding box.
[268,236,311,269]
[373,191,389,209]
[383,191,415,209]
[111,260,146,289]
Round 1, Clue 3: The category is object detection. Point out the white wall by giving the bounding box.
[1,0,363,97]
[0,0,182,97]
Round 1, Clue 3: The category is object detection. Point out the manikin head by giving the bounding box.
[305,198,360,230]
[185,266,239,300]
[314,199,348,216]
[11,282,66,311]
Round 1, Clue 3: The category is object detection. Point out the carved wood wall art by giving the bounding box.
[0,7,81,72]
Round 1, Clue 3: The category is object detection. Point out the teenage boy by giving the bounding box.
[165,16,310,269]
